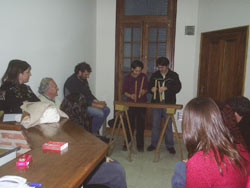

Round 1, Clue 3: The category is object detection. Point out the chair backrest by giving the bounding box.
[0,89,6,112]
[60,93,89,131]
[63,86,71,97]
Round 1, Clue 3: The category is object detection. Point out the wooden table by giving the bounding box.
[111,101,183,162]
[0,119,109,188]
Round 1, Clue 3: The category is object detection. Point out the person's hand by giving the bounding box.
[99,101,107,105]
[106,157,114,163]
[141,89,147,96]
[139,89,147,97]
[130,94,136,100]
[183,159,188,163]
[93,99,98,103]
[159,86,167,93]
[151,87,157,93]
[93,100,106,106]
[92,102,105,109]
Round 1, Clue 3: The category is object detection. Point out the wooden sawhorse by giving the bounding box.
[108,104,136,161]
[154,107,183,162]
[112,101,183,162]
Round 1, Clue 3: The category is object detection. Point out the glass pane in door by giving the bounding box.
[148,43,157,57]
[158,43,166,57]
[148,59,156,72]
[122,26,142,76]
[147,26,168,75]
[133,28,141,42]
[124,0,168,16]
[123,43,131,57]
[122,58,131,72]
[133,43,140,57]
[149,28,157,42]
[124,28,131,42]
[158,28,167,42]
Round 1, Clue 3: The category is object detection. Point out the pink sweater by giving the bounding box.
[186,145,250,188]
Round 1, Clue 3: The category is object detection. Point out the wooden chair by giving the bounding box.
[0,90,5,112]
[87,115,93,133]
[60,93,89,131]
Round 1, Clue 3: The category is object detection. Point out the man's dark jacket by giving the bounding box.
[64,73,96,106]
[148,70,181,104]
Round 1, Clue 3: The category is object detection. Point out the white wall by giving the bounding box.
[94,0,201,131]
[174,0,199,131]
[175,0,199,104]
[195,0,250,99]
[94,0,200,125]
[94,0,250,131]
[1,0,249,129]
[93,0,200,131]
[95,0,116,119]
[0,0,97,99]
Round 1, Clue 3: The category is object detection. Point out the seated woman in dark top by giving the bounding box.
[0,59,39,113]
[224,96,250,153]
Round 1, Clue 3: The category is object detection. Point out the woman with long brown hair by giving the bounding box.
[0,59,39,113]
[182,97,250,188]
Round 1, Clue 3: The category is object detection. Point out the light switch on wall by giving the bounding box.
[185,26,195,35]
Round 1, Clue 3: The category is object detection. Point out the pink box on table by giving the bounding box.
[16,153,32,167]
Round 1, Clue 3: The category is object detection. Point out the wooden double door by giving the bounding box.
[115,0,177,129]
[117,23,175,130]
[117,22,174,100]
[198,26,248,103]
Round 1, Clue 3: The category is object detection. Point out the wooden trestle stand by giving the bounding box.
[109,101,183,162]
[154,107,183,162]
[109,103,136,161]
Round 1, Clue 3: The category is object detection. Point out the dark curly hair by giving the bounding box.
[156,57,169,67]
[131,60,144,70]
[226,96,250,117]
[74,62,92,74]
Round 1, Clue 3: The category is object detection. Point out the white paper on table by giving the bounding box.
[3,114,22,122]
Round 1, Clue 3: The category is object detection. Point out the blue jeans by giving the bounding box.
[87,106,110,134]
[151,108,174,148]
[172,161,186,188]
[87,159,127,188]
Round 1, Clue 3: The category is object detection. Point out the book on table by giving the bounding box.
[42,141,68,151]
[0,146,20,166]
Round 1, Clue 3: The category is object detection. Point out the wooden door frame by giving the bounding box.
[114,0,177,102]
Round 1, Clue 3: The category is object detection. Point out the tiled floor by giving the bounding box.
[109,135,187,188]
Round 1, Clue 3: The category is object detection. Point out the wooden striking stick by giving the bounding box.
[153,80,157,100]
[158,81,162,102]
[138,76,145,99]
[135,80,137,102]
